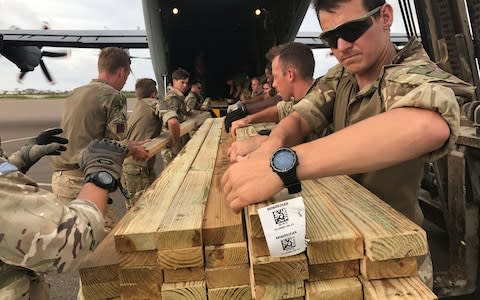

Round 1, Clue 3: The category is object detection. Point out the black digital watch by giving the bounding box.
[270,147,301,194]
[85,171,118,193]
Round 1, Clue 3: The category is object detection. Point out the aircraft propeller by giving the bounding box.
[17,48,70,84]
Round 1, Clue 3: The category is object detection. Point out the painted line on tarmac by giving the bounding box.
[2,136,34,144]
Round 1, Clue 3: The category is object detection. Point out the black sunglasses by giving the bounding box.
[319,6,382,49]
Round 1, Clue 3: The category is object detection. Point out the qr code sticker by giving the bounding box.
[273,208,288,225]
[281,237,296,251]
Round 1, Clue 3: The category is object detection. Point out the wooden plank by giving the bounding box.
[247,181,364,264]
[254,279,305,300]
[119,266,163,300]
[81,278,119,300]
[163,267,205,283]
[317,176,429,261]
[204,242,249,268]
[208,285,252,300]
[360,276,438,300]
[205,264,250,288]
[118,250,157,268]
[114,118,214,253]
[202,129,245,245]
[252,254,309,285]
[156,120,222,250]
[305,278,362,300]
[360,256,417,280]
[191,117,223,171]
[157,246,204,269]
[161,280,207,300]
[308,260,359,281]
[302,180,364,264]
[144,111,211,157]
[79,218,123,299]
[250,236,270,257]
[156,171,213,249]
[245,206,309,285]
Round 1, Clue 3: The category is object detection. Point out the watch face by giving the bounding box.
[272,148,296,172]
[97,171,114,185]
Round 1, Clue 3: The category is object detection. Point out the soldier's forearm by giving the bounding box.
[78,183,110,214]
[246,95,281,114]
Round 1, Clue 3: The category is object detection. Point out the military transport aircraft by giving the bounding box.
[0,0,407,96]
[0,0,321,96]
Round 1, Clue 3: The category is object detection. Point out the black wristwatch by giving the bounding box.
[270,147,301,194]
[85,171,117,193]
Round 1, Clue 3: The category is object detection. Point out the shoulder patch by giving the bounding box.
[407,65,451,79]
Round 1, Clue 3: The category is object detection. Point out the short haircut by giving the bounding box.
[313,0,385,13]
[190,78,202,86]
[98,47,131,74]
[172,68,190,81]
[266,42,314,80]
[135,78,157,99]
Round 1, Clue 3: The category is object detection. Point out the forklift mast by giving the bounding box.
[412,0,480,297]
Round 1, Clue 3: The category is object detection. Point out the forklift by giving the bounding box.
[408,0,480,298]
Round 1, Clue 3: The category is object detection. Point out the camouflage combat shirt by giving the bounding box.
[184,91,204,114]
[123,97,178,168]
[51,79,128,171]
[164,86,187,122]
[0,158,105,282]
[293,38,475,225]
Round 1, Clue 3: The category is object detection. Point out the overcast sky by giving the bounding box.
[0,0,412,92]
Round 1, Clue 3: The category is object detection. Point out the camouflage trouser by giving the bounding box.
[0,264,49,300]
[51,170,116,231]
[121,164,156,209]
[161,136,189,167]
[417,252,433,289]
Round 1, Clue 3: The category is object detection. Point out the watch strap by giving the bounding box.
[281,169,302,194]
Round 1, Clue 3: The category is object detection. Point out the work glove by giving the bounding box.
[79,138,127,181]
[224,103,248,133]
[8,127,68,173]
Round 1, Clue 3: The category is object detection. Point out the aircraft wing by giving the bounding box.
[0,29,411,50]
[0,29,148,49]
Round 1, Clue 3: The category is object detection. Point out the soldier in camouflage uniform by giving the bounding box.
[230,42,317,138]
[161,68,190,166]
[223,0,476,289]
[121,78,179,208]
[0,132,127,299]
[50,47,148,228]
[185,79,206,114]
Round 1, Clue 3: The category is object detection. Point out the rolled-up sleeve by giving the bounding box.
[386,82,461,161]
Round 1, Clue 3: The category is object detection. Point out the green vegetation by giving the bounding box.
[0,91,135,99]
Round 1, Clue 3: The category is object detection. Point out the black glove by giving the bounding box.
[79,138,127,182]
[224,104,248,133]
[8,128,68,173]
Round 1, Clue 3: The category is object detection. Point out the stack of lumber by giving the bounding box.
[79,112,211,299]
[238,124,437,300]
[80,121,438,299]
[202,127,251,299]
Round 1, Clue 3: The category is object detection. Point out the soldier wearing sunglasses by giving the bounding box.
[222,0,475,289]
